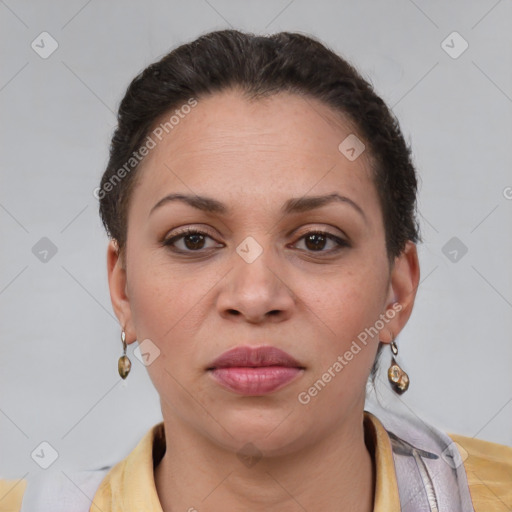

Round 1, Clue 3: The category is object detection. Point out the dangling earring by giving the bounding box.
[387,338,409,395]
[118,330,131,379]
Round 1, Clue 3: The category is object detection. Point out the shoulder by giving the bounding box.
[0,478,26,512]
[0,423,162,512]
[0,468,110,512]
[447,432,512,511]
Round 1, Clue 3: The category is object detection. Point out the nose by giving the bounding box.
[216,246,295,324]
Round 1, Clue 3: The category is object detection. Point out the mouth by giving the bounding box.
[206,345,305,395]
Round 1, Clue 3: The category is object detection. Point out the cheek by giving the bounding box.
[126,252,217,361]
[305,265,383,327]
[299,266,385,371]
[125,256,184,349]
[126,264,204,399]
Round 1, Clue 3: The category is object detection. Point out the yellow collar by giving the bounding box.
[90,411,400,512]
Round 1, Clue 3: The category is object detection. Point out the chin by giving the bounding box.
[207,408,309,456]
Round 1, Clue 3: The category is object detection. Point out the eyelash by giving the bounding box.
[162,227,350,255]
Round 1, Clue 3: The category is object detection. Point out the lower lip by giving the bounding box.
[208,366,303,395]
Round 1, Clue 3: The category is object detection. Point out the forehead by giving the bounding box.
[129,89,379,223]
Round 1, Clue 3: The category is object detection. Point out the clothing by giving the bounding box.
[1,410,511,511]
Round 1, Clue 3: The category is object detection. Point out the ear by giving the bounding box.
[379,241,420,344]
[107,240,137,344]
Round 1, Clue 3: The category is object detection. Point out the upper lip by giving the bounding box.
[207,346,304,369]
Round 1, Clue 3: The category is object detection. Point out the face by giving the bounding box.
[107,89,419,455]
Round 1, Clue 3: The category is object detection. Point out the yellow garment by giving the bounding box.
[446,431,512,511]
[1,412,511,511]
[0,479,26,512]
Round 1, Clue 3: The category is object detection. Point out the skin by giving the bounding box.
[107,89,420,511]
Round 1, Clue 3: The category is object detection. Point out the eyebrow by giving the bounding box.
[149,192,367,223]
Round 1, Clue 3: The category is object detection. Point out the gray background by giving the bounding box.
[1,0,511,479]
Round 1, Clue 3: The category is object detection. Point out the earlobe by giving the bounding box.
[106,240,136,342]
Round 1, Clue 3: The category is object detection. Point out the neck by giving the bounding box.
[155,411,375,512]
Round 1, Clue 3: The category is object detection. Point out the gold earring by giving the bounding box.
[118,330,131,379]
[387,338,409,395]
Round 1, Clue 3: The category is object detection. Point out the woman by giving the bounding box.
[2,29,511,512]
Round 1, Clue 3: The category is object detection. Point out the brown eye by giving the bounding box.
[163,229,221,252]
[181,232,206,250]
[294,231,349,253]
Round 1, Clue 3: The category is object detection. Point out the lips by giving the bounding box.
[207,346,305,395]
[207,345,304,370]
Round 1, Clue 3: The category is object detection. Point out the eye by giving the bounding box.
[162,228,222,252]
[162,228,349,255]
[293,230,349,253]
